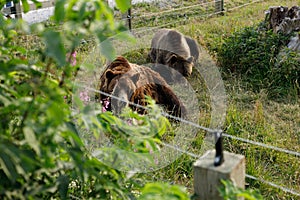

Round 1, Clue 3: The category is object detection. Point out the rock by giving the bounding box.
[287,33,300,51]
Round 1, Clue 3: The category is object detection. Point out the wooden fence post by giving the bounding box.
[14,2,22,19]
[193,150,245,200]
[215,0,224,13]
[127,7,132,31]
[121,1,132,31]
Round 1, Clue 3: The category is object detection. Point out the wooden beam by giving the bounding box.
[193,150,245,200]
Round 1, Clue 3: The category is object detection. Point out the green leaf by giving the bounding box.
[45,102,65,126]
[58,175,69,200]
[43,30,66,67]
[0,93,12,106]
[99,39,116,61]
[23,127,40,156]
[54,0,66,23]
[21,0,30,13]
[115,0,131,13]
[139,183,189,200]
[30,0,42,8]
[0,148,18,182]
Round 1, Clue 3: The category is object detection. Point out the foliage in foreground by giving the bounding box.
[218,23,300,100]
[219,180,263,200]
[0,0,189,199]
[138,182,189,200]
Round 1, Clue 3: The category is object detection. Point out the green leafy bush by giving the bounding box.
[271,48,300,99]
[219,180,263,200]
[138,182,189,200]
[218,24,299,99]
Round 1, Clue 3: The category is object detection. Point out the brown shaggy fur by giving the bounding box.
[98,56,186,117]
[148,29,199,78]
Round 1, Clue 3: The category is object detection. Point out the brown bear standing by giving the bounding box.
[98,56,186,117]
[148,29,199,81]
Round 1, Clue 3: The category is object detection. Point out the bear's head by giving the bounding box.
[99,56,132,100]
[166,54,194,77]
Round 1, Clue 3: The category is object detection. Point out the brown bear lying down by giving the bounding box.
[98,56,186,117]
[148,29,199,80]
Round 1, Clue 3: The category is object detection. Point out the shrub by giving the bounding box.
[217,23,299,99]
[271,48,300,99]
[218,180,263,200]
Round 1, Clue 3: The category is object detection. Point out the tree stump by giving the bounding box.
[265,6,300,34]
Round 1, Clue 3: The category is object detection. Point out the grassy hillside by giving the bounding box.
[128,0,300,199]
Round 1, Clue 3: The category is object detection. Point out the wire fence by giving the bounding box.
[77,84,300,197]
[1,0,263,27]
[115,0,264,32]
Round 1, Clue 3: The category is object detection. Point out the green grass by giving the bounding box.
[178,1,300,198]
[123,0,300,199]
[86,0,300,198]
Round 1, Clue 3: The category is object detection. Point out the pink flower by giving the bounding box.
[63,95,68,103]
[66,51,77,66]
[71,51,77,66]
[126,118,133,126]
[79,90,90,103]
[101,98,110,112]
[103,99,109,108]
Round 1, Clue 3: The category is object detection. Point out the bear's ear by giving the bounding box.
[105,69,116,80]
[187,56,194,63]
[167,54,178,65]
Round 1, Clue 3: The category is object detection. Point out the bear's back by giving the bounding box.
[156,29,191,58]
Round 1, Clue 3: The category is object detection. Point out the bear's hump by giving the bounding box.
[163,30,191,58]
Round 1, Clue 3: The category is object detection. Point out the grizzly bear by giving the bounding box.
[148,29,199,79]
[98,56,186,117]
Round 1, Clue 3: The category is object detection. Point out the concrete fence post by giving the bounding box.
[193,150,245,200]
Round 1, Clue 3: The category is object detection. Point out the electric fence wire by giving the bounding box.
[81,85,300,158]
[75,84,300,196]
[1,0,262,23]
[245,174,300,197]
[131,0,264,34]
[132,0,216,19]
[163,141,300,197]
[226,0,264,12]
